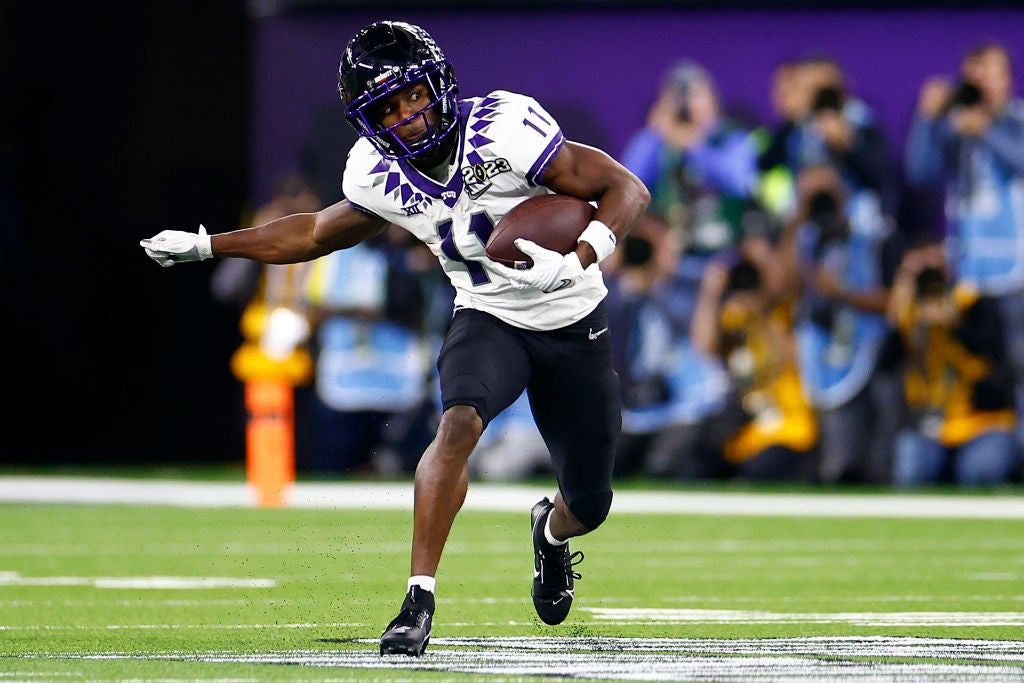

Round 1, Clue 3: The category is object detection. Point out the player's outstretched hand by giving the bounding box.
[140,224,213,267]
[494,238,585,293]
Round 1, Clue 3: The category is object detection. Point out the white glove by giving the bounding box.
[496,238,586,293]
[140,224,213,267]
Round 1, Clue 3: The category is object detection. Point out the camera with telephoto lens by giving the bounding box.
[664,59,709,124]
[914,266,947,301]
[809,189,840,219]
[807,189,849,258]
[948,80,983,109]
[673,93,692,123]
[811,85,844,114]
[669,75,694,123]
[622,235,654,267]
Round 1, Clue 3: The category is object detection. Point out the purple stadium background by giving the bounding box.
[250,8,1024,206]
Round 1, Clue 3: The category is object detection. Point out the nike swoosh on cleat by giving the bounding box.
[588,327,609,340]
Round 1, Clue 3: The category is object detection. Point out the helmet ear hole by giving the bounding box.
[337,21,460,161]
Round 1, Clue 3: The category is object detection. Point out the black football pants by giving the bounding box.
[437,302,620,522]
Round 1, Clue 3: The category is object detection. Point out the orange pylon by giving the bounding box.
[244,378,295,507]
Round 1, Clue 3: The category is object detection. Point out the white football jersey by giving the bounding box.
[342,90,606,332]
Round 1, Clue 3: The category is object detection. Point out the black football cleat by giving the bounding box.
[380,586,434,656]
[530,497,584,625]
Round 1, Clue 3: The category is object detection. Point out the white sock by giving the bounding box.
[544,512,567,546]
[408,575,436,593]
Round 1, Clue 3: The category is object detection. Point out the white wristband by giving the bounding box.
[577,220,617,263]
[197,224,213,260]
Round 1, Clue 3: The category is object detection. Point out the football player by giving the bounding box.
[140,20,649,656]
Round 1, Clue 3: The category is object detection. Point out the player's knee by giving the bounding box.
[436,405,484,455]
[567,490,613,531]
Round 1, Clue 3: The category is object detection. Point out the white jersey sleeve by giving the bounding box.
[341,90,606,331]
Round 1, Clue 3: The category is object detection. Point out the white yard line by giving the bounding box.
[0,476,1022,518]
[7,611,1024,629]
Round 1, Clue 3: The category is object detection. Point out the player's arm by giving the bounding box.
[141,200,388,267]
[540,141,651,268]
[212,200,388,263]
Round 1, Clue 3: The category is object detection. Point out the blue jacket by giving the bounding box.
[905,99,1024,295]
[621,120,759,254]
[794,193,891,409]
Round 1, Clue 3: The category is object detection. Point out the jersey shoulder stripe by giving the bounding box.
[463,90,565,186]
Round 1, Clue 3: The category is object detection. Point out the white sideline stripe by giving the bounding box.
[1,476,1023,518]
[585,607,1024,626]
[52,637,1024,681]
[0,572,275,589]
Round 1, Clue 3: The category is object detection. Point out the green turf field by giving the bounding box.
[2,482,1024,681]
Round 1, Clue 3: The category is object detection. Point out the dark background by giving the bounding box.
[3,2,250,464]
[3,1,1023,466]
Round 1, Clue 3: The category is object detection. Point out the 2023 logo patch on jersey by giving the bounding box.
[462,158,512,199]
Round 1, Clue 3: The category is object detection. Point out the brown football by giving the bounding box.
[485,194,595,268]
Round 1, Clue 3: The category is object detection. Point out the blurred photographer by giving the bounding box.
[776,164,900,484]
[909,46,1013,143]
[904,41,1024,461]
[886,244,1019,487]
[761,53,891,216]
[690,256,818,482]
[616,59,764,479]
[622,59,760,257]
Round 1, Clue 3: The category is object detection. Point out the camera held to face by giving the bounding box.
[811,85,844,114]
[947,80,983,110]
[676,101,691,123]
[670,88,691,123]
